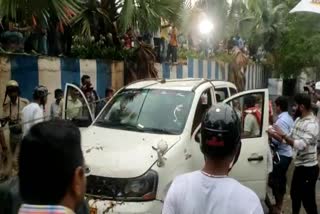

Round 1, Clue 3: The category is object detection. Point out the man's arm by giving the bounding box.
[275,123,318,150]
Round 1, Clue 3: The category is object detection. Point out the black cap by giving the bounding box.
[33,86,49,99]
[201,103,241,158]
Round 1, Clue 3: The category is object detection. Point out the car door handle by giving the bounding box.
[248,155,264,162]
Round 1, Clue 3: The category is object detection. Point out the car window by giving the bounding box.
[65,86,93,127]
[191,89,212,134]
[226,92,264,139]
[230,87,237,96]
[95,89,194,135]
[215,87,228,102]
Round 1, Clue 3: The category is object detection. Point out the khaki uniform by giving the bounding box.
[1,97,29,154]
[66,98,82,120]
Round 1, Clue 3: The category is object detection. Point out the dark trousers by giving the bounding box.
[291,165,319,214]
[270,155,292,201]
[167,44,177,63]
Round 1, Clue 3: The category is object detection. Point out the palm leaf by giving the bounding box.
[118,0,184,33]
[0,0,81,26]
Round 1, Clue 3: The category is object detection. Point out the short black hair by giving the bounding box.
[275,96,289,112]
[294,93,312,110]
[244,95,256,108]
[54,89,63,98]
[105,88,114,97]
[19,120,83,205]
[81,75,90,84]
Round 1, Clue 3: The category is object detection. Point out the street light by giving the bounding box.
[199,19,214,34]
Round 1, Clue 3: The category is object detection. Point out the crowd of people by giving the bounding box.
[0,16,73,56]
[0,76,114,177]
[266,89,320,214]
[122,24,180,64]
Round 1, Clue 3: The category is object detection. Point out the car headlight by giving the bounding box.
[86,170,158,202]
[124,170,158,200]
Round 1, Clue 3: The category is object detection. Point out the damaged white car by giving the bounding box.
[63,79,269,214]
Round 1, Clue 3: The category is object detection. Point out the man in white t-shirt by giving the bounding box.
[163,104,263,214]
[22,86,49,136]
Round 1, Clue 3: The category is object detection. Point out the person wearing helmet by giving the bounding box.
[163,104,263,214]
[21,86,49,136]
[1,80,29,156]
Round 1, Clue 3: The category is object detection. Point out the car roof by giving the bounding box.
[125,79,206,91]
[125,79,236,91]
[211,80,237,89]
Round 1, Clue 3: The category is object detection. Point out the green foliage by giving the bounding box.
[0,0,81,26]
[278,13,320,78]
[119,0,184,33]
[70,35,135,60]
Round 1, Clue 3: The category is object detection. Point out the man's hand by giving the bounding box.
[273,125,285,137]
[267,125,284,143]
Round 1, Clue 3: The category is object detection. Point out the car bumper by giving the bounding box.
[88,199,163,214]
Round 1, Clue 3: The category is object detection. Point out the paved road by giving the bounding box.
[280,181,320,214]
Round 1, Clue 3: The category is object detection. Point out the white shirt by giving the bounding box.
[163,171,263,214]
[22,103,44,136]
[50,100,63,119]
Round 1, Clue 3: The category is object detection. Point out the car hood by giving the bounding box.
[82,126,181,178]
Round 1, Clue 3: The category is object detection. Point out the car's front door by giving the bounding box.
[223,89,269,199]
[63,83,94,128]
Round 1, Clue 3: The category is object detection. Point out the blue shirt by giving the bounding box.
[272,112,294,157]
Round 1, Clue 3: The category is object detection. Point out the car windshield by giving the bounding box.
[94,89,194,135]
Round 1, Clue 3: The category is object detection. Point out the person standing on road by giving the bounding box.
[95,88,114,117]
[267,96,294,214]
[66,87,82,120]
[271,93,319,214]
[50,89,63,119]
[18,120,87,214]
[81,75,99,115]
[1,80,29,156]
[163,104,263,214]
[21,86,48,136]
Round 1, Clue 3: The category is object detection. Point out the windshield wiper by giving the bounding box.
[95,121,145,132]
[95,121,177,134]
[139,127,177,135]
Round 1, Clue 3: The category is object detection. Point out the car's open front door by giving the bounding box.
[63,83,94,128]
[223,89,269,199]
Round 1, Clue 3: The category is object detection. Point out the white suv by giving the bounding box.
[63,79,269,214]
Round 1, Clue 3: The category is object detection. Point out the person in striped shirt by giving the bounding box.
[18,120,86,214]
[271,93,319,214]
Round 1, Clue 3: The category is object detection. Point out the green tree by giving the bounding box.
[278,12,320,78]
[0,0,80,25]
